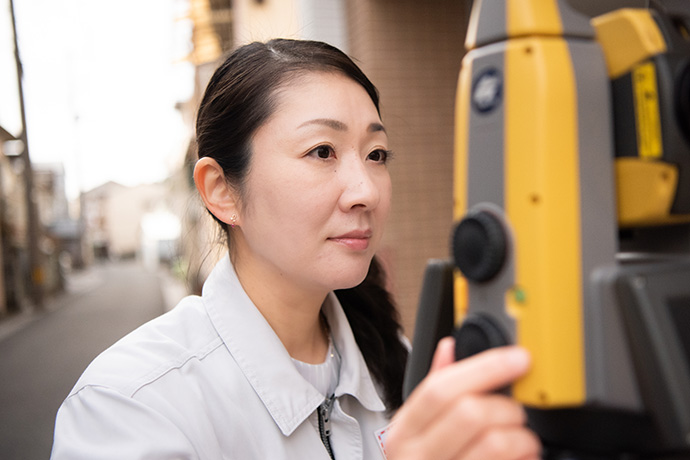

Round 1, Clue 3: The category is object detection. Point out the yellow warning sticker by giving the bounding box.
[632,62,662,159]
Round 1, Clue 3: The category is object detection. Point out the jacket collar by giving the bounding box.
[322,292,386,412]
[202,255,385,436]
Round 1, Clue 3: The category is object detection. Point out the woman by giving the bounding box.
[51,39,539,460]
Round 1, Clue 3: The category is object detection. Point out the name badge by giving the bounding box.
[374,424,392,459]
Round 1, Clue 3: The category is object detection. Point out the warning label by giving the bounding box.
[632,61,663,160]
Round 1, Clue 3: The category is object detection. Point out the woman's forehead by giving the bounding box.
[269,71,381,124]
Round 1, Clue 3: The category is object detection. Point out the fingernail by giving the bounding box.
[506,346,531,370]
[438,336,455,351]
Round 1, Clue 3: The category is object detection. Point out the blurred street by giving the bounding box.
[0,260,186,460]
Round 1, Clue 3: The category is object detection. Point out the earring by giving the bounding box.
[230,214,237,228]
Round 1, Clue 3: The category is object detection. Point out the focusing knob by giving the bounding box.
[452,210,507,283]
[454,313,509,361]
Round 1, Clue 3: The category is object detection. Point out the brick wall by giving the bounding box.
[346,0,469,337]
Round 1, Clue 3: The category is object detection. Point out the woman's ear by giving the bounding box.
[193,157,239,225]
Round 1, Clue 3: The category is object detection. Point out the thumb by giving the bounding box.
[429,336,456,373]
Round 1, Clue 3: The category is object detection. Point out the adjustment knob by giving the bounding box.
[452,210,507,283]
[454,313,509,361]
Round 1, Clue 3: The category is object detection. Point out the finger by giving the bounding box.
[461,426,542,460]
[396,346,530,435]
[400,394,527,460]
[429,337,456,373]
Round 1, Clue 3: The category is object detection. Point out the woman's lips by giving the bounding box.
[328,230,372,251]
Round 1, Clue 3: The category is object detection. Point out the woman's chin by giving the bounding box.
[330,265,371,291]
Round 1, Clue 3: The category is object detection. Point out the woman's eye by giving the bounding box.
[368,149,391,163]
[309,145,335,160]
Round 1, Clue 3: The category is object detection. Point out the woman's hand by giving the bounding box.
[386,338,541,460]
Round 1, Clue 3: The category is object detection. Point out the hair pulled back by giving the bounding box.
[195,39,408,412]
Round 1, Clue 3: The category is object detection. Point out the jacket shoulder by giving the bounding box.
[69,295,223,398]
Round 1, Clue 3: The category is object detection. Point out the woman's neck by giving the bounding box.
[233,255,330,364]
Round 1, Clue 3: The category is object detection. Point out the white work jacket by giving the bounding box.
[51,255,392,459]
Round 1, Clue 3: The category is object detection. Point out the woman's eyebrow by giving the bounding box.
[297,118,387,134]
[298,118,348,131]
[369,122,386,134]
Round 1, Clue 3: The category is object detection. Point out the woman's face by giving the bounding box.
[233,71,392,296]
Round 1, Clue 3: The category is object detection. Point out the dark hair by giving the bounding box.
[195,39,408,412]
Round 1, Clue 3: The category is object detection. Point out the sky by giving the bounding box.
[0,0,195,199]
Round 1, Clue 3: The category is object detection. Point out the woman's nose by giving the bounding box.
[338,155,381,211]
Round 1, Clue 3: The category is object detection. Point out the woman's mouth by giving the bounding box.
[328,230,372,251]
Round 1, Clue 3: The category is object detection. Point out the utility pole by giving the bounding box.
[9,0,44,309]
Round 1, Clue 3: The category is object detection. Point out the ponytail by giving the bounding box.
[335,256,408,414]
